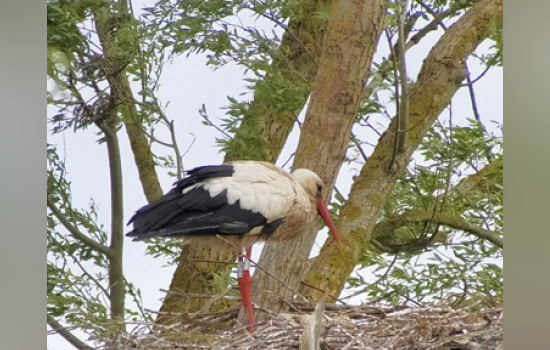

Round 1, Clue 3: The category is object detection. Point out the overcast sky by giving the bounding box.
[47,2,503,348]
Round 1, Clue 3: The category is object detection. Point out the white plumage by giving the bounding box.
[184,161,307,224]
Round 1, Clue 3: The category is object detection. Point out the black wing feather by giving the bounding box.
[126,164,272,241]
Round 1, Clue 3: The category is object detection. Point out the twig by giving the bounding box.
[181,133,197,161]
[299,281,348,305]
[159,288,241,302]
[466,45,503,85]
[47,197,112,257]
[168,120,184,180]
[70,252,110,298]
[200,110,233,139]
[281,152,295,169]
[190,286,237,316]
[187,259,237,265]
[137,99,186,179]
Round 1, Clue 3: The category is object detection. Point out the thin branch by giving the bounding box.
[362,6,453,102]
[96,124,126,321]
[386,28,400,170]
[397,0,411,153]
[416,0,449,30]
[47,197,112,257]
[464,62,481,121]
[160,288,240,302]
[181,134,197,161]
[423,110,455,246]
[163,118,184,180]
[240,4,319,68]
[281,152,295,168]
[47,314,94,350]
[350,131,369,162]
[189,286,237,316]
[408,9,450,44]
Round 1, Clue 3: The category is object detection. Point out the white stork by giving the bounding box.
[127,161,339,331]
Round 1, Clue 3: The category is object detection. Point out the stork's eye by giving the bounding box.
[316,184,323,194]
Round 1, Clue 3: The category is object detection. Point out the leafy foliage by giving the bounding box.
[47,144,109,324]
[48,143,152,341]
[346,119,503,308]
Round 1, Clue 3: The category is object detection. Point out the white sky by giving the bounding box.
[47,2,503,348]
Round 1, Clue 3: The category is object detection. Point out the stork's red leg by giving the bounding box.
[243,247,255,331]
[237,248,255,332]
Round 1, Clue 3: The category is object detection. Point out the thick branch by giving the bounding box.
[93,2,163,204]
[47,314,93,350]
[374,210,503,248]
[301,0,503,300]
[47,197,112,257]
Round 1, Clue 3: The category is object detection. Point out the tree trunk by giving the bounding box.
[158,0,330,321]
[299,0,504,301]
[156,240,237,325]
[251,0,389,317]
[225,0,330,163]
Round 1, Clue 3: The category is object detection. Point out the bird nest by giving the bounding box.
[112,303,503,350]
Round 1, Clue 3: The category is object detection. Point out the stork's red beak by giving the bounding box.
[316,198,340,244]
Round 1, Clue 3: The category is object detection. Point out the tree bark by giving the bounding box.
[251,0,389,316]
[300,0,503,301]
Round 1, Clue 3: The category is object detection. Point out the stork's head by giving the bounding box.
[292,168,340,244]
